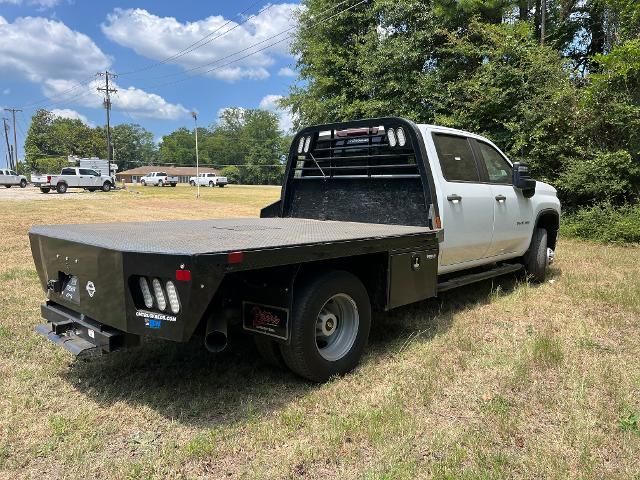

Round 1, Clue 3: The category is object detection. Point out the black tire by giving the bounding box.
[279,270,371,382]
[218,184,225,188]
[190,180,195,187]
[87,188,97,192]
[254,336,286,369]
[523,228,548,283]
[209,181,214,187]
[4,185,10,188]
[56,182,67,194]
[171,183,176,187]
[102,182,112,192]
[141,180,146,186]
[157,180,163,187]
[19,179,27,188]
[40,187,50,194]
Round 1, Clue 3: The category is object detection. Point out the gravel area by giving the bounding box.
[0,185,113,201]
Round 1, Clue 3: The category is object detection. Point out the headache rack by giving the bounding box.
[292,121,420,179]
[272,117,438,228]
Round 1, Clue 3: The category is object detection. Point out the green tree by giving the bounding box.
[112,123,157,170]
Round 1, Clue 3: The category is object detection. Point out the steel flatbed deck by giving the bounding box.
[30,218,435,255]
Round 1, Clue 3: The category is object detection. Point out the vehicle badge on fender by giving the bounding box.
[86,281,96,297]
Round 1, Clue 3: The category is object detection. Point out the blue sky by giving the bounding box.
[0,0,301,162]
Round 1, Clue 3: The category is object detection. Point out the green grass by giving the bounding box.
[0,185,639,479]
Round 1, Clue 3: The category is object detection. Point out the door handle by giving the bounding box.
[495,194,506,202]
[447,194,462,202]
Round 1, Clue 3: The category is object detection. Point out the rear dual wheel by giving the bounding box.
[273,271,371,382]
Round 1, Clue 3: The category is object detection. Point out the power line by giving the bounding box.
[118,0,269,77]
[18,76,97,110]
[148,0,364,89]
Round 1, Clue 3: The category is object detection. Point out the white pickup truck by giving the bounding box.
[140,172,178,187]
[31,167,114,194]
[189,172,228,187]
[0,169,28,188]
[31,118,561,382]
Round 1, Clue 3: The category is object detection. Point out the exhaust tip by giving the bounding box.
[204,330,227,353]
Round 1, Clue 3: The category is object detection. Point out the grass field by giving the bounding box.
[0,184,638,479]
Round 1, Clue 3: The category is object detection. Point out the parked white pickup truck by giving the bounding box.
[189,172,228,187]
[0,169,28,188]
[31,167,114,194]
[140,172,178,187]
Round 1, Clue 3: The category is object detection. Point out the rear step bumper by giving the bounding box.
[35,302,140,358]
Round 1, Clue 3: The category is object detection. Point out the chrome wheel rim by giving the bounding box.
[315,293,359,362]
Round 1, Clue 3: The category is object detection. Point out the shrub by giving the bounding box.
[557,150,640,208]
[562,203,640,244]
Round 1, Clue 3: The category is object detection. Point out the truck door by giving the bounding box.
[473,140,533,257]
[79,169,97,188]
[0,170,7,184]
[431,133,494,266]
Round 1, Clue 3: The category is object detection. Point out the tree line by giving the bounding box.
[24,108,290,185]
[284,0,640,211]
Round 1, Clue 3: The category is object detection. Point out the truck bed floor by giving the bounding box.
[30,218,433,255]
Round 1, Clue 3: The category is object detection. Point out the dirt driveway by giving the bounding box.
[0,185,113,201]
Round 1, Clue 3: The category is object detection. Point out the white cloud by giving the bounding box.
[278,67,296,77]
[0,16,188,121]
[50,108,95,127]
[44,78,189,120]
[102,5,299,82]
[0,16,110,82]
[2,89,10,95]
[0,0,61,7]
[259,94,293,133]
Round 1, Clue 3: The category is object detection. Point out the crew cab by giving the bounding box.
[0,169,27,188]
[140,172,178,187]
[29,118,560,382]
[189,172,228,187]
[31,167,114,194]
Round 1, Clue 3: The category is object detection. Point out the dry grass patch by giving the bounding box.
[0,186,639,479]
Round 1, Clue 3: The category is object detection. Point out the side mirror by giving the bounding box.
[512,162,536,198]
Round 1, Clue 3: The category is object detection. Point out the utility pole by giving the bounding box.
[4,108,22,171]
[97,71,118,179]
[192,111,200,199]
[2,118,12,170]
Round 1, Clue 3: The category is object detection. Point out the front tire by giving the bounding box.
[56,182,67,194]
[280,271,371,382]
[102,182,111,192]
[141,180,146,186]
[190,181,195,187]
[20,179,27,188]
[523,228,548,283]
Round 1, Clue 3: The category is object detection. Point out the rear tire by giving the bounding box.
[171,183,176,187]
[40,187,50,194]
[56,182,67,194]
[218,184,225,188]
[280,271,371,382]
[523,228,548,283]
[87,188,97,192]
[209,181,214,187]
[20,179,27,188]
[254,336,286,369]
[157,180,163,187]
[102,182,111,192]
[4,185,10,188]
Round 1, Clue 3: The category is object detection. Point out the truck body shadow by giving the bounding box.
[65,269,558,428]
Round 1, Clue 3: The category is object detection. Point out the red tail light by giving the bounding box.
[227,251,244,264]
[175,269,191,281]
[47,175,51,182]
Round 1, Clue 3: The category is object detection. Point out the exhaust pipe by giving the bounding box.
[204,315,228,353]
